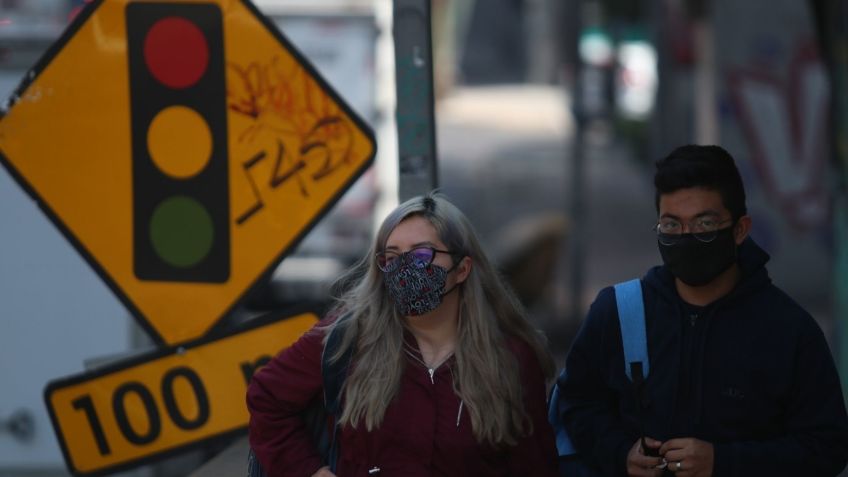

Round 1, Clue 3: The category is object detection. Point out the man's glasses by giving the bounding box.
[654,217,733,246]
[375,247,456,272]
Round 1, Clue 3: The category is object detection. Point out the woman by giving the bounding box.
[248,192,558,477]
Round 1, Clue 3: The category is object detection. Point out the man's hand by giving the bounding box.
[627,437,664,477]
[659,438,714,477]
[311,466,336,477]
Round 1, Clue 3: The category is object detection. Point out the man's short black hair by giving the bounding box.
[654,145,747,221]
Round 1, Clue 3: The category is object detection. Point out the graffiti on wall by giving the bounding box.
[728,41,830,231]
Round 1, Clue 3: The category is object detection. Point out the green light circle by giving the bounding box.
[149,196,214,268]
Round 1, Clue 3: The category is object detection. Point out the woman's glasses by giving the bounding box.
[375,246,455,272]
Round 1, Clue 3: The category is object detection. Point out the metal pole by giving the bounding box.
[567,0,586,322]
[393,0,438,201]
[649,0,669,161]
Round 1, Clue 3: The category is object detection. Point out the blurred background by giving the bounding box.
[0,0,846,475]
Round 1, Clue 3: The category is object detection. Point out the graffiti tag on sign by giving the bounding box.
[227,57,356,225]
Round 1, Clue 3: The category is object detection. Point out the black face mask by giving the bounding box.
[658,226,738,286]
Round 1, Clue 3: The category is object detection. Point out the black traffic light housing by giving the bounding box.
[127,2,230,282]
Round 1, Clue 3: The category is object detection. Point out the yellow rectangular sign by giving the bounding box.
[44,311,317,476]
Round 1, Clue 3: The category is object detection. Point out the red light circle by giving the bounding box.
[143,16,209,89]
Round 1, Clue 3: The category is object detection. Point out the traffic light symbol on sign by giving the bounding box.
[127,2,230,282]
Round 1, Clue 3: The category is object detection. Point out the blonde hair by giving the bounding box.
[323,192,555,446]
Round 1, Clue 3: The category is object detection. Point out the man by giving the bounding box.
[555,145,848,476]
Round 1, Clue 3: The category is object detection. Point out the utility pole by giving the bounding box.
[566,0,587,323]
[649,0,669,161]
[690,0,717,144]
[393,0,438,201]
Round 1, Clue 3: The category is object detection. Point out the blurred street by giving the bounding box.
[436,85,657,358]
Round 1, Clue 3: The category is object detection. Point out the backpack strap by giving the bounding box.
[321,313,354,413]
[613,279,648,381]
[548,279,648,459]
[548,373,578,457]
[319,313,355,473]
[247,314,355,477]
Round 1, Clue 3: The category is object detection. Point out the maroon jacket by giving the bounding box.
[247,322,558,477]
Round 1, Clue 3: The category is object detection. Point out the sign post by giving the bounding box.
[393,0,438,200]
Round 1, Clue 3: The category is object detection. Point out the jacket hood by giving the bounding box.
[643,237,772,305]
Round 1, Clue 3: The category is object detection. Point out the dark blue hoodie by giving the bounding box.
[556,238,848,476]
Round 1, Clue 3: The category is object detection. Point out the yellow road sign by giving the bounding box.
[0,0,375,345]
[45,311,317,476]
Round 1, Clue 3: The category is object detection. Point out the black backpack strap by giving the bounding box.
[321,312,354,413]
[320,312,355,472]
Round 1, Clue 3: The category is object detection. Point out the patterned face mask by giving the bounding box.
[382,252,452,316]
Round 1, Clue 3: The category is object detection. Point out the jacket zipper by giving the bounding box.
[403,344,452,384]
[423,355,452,384]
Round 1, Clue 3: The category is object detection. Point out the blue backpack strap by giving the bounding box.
[613,279,648,381]
[546,280,648,473]
[548,374,578,457]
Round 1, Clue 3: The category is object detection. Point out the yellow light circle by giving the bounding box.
[147,106,212,179]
